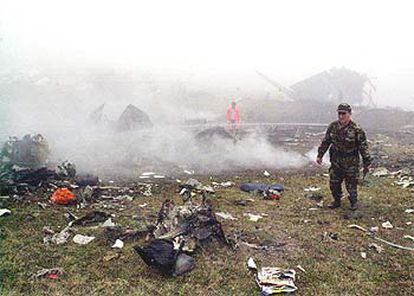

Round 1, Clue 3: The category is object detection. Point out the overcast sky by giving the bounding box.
[1,0,414,108]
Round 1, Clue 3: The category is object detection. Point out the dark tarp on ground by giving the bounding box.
[240,183,284,194]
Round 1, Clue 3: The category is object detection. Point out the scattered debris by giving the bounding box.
[360,252,367,259]
[174,253,195,276]
[31,267,64,280]
[263,170,271,177]
[103,251,120,262]
[136,199,228,276]
[71,211,110,226]
[38,202,47,210]
[135,239,194,276]
[369,226,379,233]
[75,174,99,186]
[389,168,411,177]
[216,212,238,221]
[112,194,133,201]
[304,186,320,192]
[368,243,384,253]
[238,240,286,252]
[104,226,150,244]
[381,221,393,229]
[233,199,255,206]
[247,258,298,294]
[2,166,56,192]
[211,181,234,188]
[372,167,390,177]
[137,183,153,197]
[154,200,228,251]
[296,265,306,273]
[51,188,76,205]
[0,208,11,217]
[403,235,414,242]
[179,178,215,202]
[73,234,95,245]
[195,126,234,145]
[348,224,414,251]
[101,218,116,227]
[141,172,155,176]
[112,239,124,249]
[321,232,339,242]
[394,176,414,188]
[240,183,284,199]
[180,178,203,191]
[306,191,323,202]
[243,213,264,222]
[405,209,414,214]
[139,173,165,180]
[43,226,71,245]
[57,161,76,179]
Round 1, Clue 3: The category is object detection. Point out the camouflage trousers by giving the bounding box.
[329,159,359,203]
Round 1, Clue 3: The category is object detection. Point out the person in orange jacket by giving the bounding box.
[226,101,240,134]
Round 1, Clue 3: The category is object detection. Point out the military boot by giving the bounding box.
[328,198,341,209]
[349,195,358,211]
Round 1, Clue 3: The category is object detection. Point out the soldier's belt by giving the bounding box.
[330,148,359,157]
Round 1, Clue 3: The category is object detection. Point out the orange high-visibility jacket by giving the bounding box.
[226,106,240,124]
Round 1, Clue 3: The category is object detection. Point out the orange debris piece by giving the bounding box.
[51,188,76,205]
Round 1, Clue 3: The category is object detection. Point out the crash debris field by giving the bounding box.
[1,129,414,296]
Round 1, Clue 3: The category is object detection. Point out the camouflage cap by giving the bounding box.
[337,103,351,112]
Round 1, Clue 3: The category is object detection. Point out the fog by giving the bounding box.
[1,0,413,174]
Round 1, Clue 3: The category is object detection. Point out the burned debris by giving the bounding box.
[1,134,54,194]
[115,104,153,131]
[135,192,228,276]
[0,134,100,199]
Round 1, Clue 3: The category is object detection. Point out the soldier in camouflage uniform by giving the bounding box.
[316,103,371,210]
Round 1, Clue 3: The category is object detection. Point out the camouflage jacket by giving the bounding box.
[317,120,371,166]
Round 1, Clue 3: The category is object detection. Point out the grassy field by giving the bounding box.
[1,168,413,296]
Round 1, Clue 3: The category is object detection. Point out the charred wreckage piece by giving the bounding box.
[0,134,98,196]
[134,199,229,276]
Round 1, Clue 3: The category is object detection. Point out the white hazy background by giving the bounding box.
[1,0,413,174]
[1,0,414,107]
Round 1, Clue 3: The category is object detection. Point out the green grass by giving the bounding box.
[1,171,414,295]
